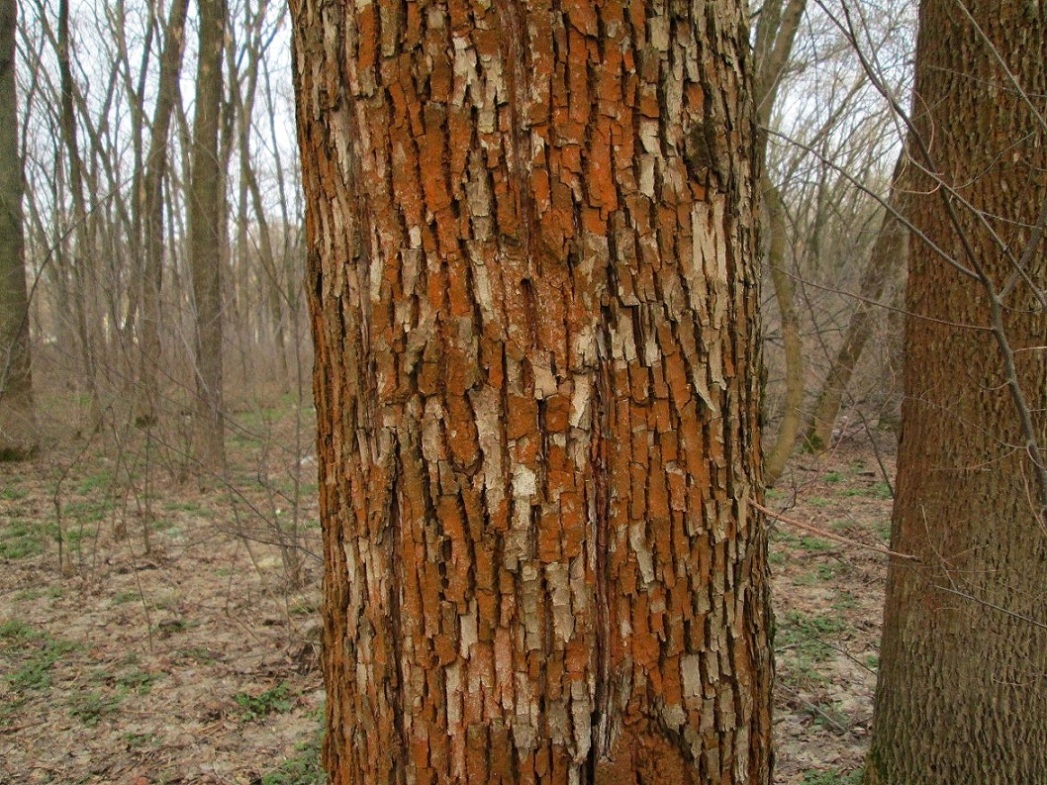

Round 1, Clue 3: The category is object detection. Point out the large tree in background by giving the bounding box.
[0,0,34,459]
[866,0,1047,782]
[188,0,227,471]
[291,1,772,783]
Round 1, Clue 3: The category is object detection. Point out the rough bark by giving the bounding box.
[293,2,772,784]
[865,1,1047,783]
[0,0,34,460]
[188,0,227,472]
[806,154,907,453]
[136,0,191,427]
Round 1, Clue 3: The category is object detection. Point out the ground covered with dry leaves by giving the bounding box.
[0,398,894,785]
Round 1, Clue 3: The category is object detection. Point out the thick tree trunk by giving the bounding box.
[188,0,226,472]
[806,154,907,452]
[865,1,1047,783]
[292,2,772,784]
[0,0,34,459]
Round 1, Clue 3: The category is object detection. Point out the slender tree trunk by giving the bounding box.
[229,20,290,382]
[136,0,190,427]
[113,0,156,347]
[806,154,907,452]
[752,0,806,482]
[0,0,34,459]
[762,178,803,483]
[57,0,99,412]
[292,2,772,784]
[865,1,1047,782]
[188,0,226,472]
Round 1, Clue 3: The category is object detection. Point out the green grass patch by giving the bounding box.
[76,469,114,495]
[1,619,79,693]
[842,481,893,500]
[817,564,840,581]
[235,682,293,721]
[122,732,158,749]
[162,500,207,514]
[794,571,821,587]
[0,483,28,501]
[62,497,113,524]
[0,618,37,641]
[261,717,324,785]
[875,519,892,542]
[177,646,219,665]
[69,688,124,726]
[13,586,63,601]
[0,519,47,559]
[776,610,847,663]
[770,530,801,547]
[799,536,834,552]
[70,663,162,726]
[823,471,843,484]
[832,591,858,611]
[115,667,162,695]
[289,597,320,616]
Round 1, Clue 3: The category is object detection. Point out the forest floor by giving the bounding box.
[0,397,894,785]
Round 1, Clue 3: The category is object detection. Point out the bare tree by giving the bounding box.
[755,0,912,477]
[805,151,907,451]
[0,0,34,459]
[56,0,100,413]
[753,0,807,484]
[187,0,227,472]
[135,0,191,427]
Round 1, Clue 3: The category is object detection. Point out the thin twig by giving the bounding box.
[932,585,1047,631]
[753,499,918,561]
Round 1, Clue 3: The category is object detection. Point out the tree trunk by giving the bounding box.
[865,1,1047,783]
[752,0,806,483]
[762,177,803,484]
[292,2,772,784]
[806,154,907,452]
[136,0,190,427]
[0,0,34,459]
[57,0,100,414]
[188,0,226,472]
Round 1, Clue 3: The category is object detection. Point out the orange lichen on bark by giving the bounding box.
[295,0,770,782]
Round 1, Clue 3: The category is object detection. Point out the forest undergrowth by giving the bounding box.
[0,396,894,785]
